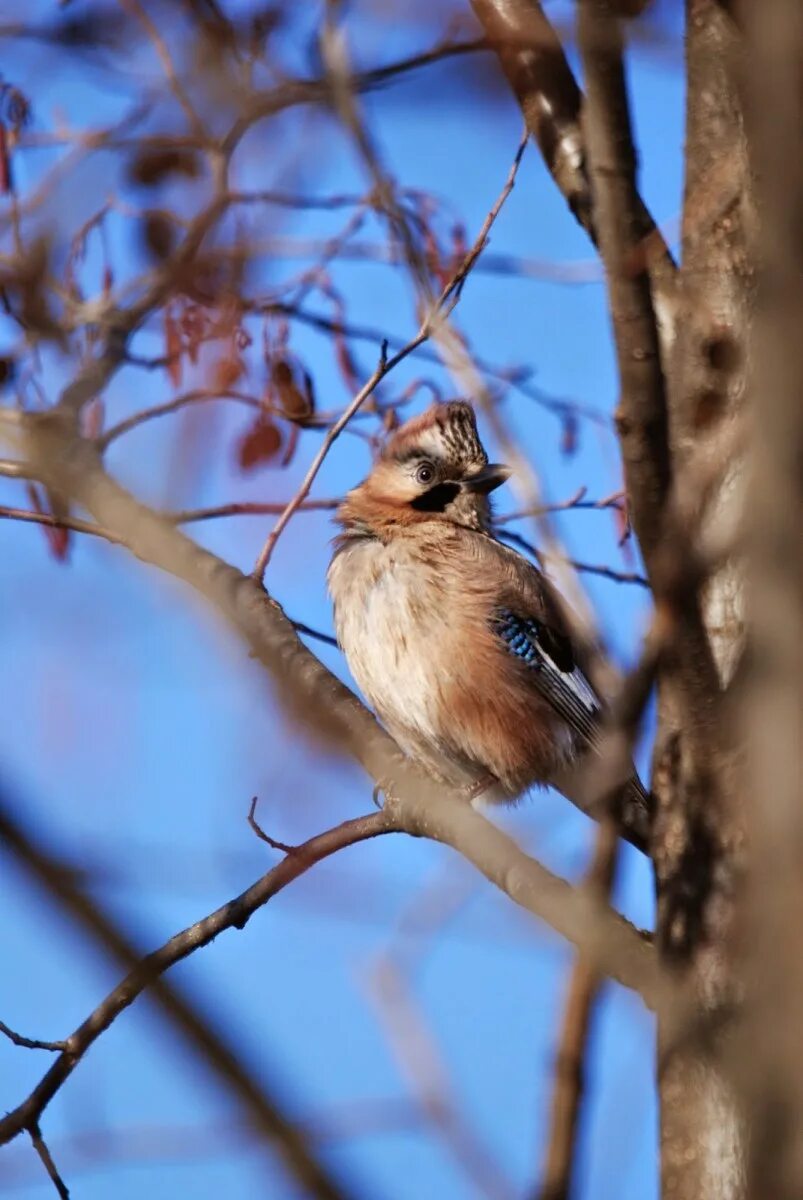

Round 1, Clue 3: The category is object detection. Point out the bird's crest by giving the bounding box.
[382,400,488,476]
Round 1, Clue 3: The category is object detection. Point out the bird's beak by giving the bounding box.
[460,463,511,495]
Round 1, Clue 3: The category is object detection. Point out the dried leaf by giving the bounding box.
[213,355,245,390]
[271,358,312,422]
[238,415,282,470]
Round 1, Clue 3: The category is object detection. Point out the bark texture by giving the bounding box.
[655,6,750,1199]
[739,4,803,1197]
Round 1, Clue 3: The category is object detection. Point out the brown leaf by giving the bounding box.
[213,355,245,390]
[238,416,282,470]
[271,358,312,422]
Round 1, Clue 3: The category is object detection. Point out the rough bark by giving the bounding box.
[655,5,751,1199]
[738,4,803,1196]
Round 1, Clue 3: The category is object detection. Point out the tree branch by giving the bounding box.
[28,1123,70,1200]
[0,780,390,1199]
[576,1,671,567]
[534,822,619,1200]
[470,0,676,335]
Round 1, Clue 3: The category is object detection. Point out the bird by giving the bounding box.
[327,400,651,847]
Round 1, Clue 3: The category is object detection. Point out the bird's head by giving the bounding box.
[338,401,510,533]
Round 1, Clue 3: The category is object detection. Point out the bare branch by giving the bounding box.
[497,529,649,588]
[534,823,619,1200]
[576,1,670,565]
[471,0,676,331]
[0,779,391,1200]
[28,1123,70,1200]
[0,1022,65,1053]
[247,796,299,855]
[119,0,204,137]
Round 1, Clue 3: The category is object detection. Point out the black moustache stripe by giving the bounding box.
[410,482,461,512]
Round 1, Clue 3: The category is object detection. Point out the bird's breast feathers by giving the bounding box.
[328,537,459,743]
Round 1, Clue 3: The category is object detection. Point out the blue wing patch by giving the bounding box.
[492,607,601,743]
[495,612,541,665]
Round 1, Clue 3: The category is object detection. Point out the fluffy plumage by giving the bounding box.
[327,400,650,834]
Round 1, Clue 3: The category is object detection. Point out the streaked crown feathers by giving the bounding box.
[382,400,488,476]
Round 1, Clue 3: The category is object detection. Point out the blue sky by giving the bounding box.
[0,4,683,1197]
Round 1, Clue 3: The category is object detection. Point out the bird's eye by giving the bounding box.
[415,462,435,486]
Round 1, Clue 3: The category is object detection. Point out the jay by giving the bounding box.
[327,400,650,844]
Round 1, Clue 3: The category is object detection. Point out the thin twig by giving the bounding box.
[118,0,205,137]
[173,499,340,523]
[0,1021,65,1053]
[0,505,125,545]
[369,957,517,1200]
[28,1123,70,1199]
[498,529,649,588]
[247,797,298,855]
[98,390,263,449]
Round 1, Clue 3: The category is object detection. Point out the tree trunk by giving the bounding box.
[656,5,750,1199]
